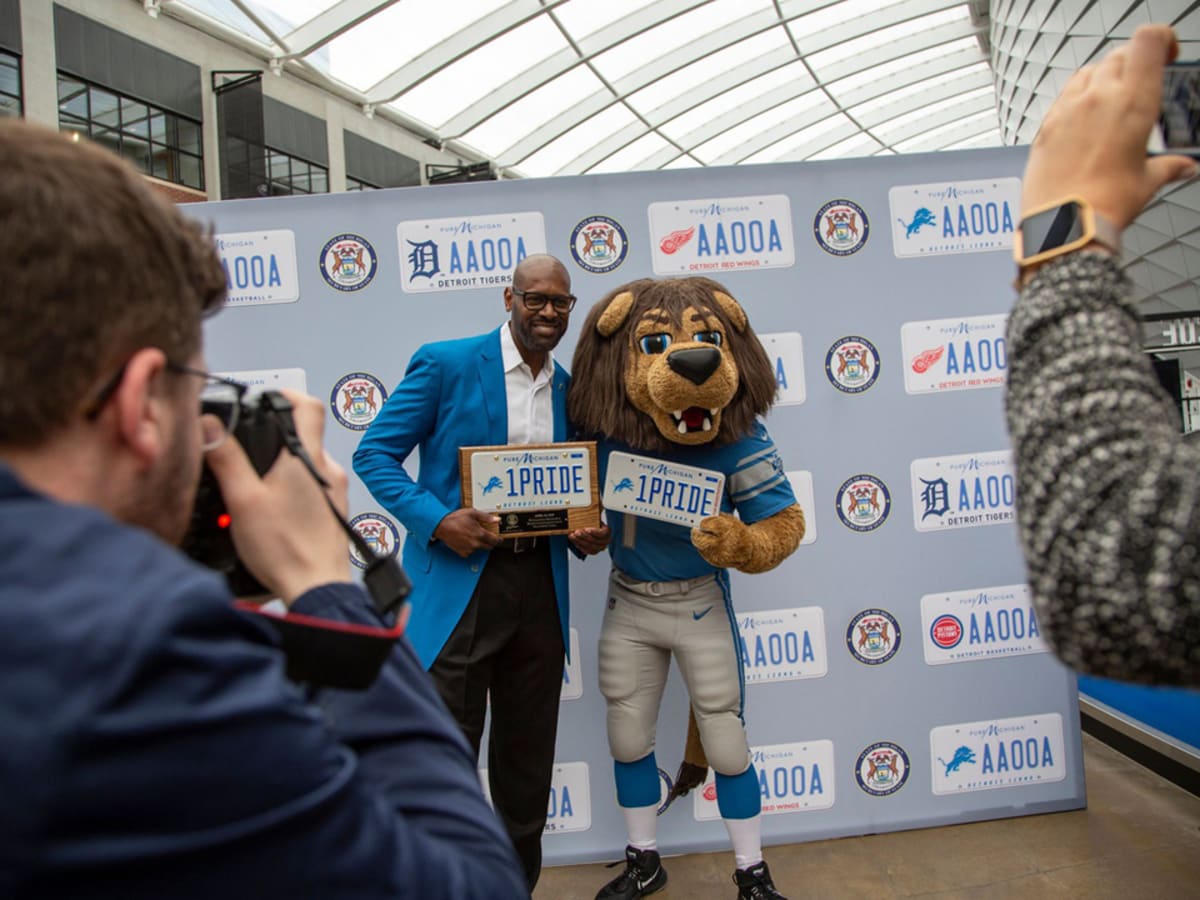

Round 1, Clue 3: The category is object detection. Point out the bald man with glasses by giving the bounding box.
[355,253,611,891]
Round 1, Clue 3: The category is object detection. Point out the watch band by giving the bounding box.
[1014,196,1121,269]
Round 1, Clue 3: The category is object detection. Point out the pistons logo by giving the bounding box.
[570,215,628,273]
[855,742,909,796]
[349,512,401,569]
[930,614,964,649]
[825,336,880,393]
[320,233,377,291]
[835,474,891,532]
[330,372,387,431]
[846,608,901,665]
[814,199,869,256]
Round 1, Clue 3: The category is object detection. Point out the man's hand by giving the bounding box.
[204,389,351,605]
[434,508,502,558]
[1023,24,1196,230]
[568,522,611,556]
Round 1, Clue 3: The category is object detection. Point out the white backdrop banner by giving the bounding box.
[189,145,1084,865]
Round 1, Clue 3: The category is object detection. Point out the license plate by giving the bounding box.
[603,452,724,528]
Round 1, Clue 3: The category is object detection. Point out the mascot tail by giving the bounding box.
[665,707,709,805]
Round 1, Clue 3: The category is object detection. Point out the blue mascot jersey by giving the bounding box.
[599,422,797,582]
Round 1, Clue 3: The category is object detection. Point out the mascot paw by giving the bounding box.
[666,761,709,806]
[691,513,751,569]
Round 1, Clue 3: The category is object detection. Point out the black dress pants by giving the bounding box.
[429,540,563,893]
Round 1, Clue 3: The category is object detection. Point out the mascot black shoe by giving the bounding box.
[568,277,803,899]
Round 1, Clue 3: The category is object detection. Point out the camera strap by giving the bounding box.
[261,392,411,618]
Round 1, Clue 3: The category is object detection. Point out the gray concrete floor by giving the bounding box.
[534,733,1200,899]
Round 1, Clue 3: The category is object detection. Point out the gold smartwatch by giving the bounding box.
[1014,196,1121,270]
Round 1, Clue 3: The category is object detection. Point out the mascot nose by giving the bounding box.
[667,347,721,385]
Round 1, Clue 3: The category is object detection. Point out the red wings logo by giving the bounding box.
[659,227,695,255]
[910,346,945,374]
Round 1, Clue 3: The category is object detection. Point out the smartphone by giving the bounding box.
[1150,62,1200,157]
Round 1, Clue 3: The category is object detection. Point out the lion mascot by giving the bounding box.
[567,277,804,900]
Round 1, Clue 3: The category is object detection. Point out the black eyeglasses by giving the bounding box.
[513,288,577,314]
[84,359,248,451]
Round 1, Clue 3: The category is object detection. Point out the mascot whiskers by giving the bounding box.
[567,277,804,900]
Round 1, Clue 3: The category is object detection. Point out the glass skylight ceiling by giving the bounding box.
[169,0,1000,178]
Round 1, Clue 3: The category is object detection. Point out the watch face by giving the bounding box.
[1020,202,1085,261]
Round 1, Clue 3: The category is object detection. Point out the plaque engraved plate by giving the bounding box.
[459,442,600,538]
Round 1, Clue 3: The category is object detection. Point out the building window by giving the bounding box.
[346,176,378,191]
[0,50,21,118]
[57,74,203,190]
[266,147,328,195]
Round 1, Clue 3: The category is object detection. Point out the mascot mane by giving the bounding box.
[567,276,776,454]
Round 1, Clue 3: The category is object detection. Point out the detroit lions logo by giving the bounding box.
[479,476,504,495]
[938,745,976,775]
[611,477,635,493]
[899,207,936,238]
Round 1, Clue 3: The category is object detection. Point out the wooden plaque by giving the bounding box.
[459,441,600,538]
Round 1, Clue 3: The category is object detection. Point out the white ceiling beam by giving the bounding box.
[718,88,994,166]
[852,69,995,128]
[363,0,573,103]
[576,31,988,172]
[558,46,802,175]
[827,45,984,108]
[495,6,983,168]
[280,0,401,59]
[229,0,290,53]
[811,19,984,83]
[573,42,987,175]
[436,0,707,137]
[496,5,782,166]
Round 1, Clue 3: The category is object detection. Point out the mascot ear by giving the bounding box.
[712,291,748,333]
[597,291,635,337]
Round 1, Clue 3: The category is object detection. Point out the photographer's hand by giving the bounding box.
[204,390,351,605]
[1023,24,1196,231]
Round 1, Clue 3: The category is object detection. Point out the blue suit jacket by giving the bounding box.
[353,326,572,668]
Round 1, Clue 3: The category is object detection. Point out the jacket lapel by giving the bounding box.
[478,327,507,444]
[552,362,568,442]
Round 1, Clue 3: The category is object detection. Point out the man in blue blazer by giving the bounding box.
[354,253,609,890]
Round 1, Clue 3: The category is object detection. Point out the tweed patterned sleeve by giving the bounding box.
[1005,252,1200,685]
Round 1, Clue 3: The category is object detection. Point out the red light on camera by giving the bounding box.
[217,513,232,529]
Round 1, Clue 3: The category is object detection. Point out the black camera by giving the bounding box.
[181,390,289,597]
[180,388,411,689]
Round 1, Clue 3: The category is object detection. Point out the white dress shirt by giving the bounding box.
[500,321,554,445]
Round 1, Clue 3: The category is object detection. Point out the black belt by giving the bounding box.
[498,536,538,553]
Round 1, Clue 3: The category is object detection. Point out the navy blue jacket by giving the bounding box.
[0,465,526,898]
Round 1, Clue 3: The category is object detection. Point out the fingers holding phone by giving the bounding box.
[1024,24,1196,231]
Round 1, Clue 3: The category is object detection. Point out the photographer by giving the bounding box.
[1007,24,1200,685]
[0,120,526,898]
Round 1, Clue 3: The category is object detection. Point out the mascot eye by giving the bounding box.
[693,331,723,346]
[638,334,672,354]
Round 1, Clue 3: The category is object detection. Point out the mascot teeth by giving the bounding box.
[672,407,712,434]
